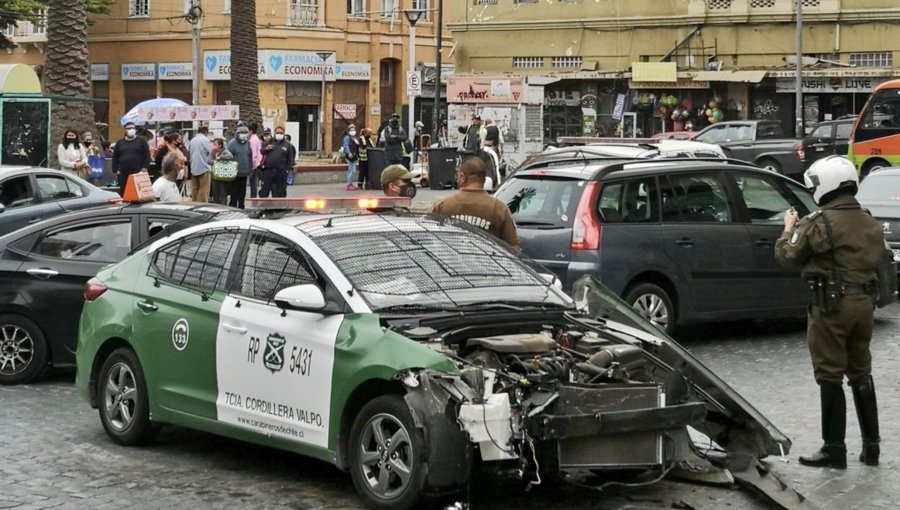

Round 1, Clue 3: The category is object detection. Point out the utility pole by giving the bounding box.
[317,52,332,155]
[795,0,803,139]
[188,0,202,132]
[432,0,443,138]
[404,10,424,142]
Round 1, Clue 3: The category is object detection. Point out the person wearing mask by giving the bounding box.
[483,118,504,158]
[154,132,187,187]
[80,131,104,185]
[381,113,408,166]
[189,125,213,203]
[357,128,374,190]
[152,152,184,203]
[775,156,885,469]
[342,124,360,191]
[259,126,293,198]
[208,137,231,205]
[429,157,519,251]
[248,123,264,198]
[285,134,297,187]
[380,164,416,198]
[482,137,501,189]
[457,115,485,154]
[227,125,254,209]
[57,129,87,178]
[111,122,151,195]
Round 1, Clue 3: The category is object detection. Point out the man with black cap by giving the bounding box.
[381,113,408,166]
[380,164,416,198]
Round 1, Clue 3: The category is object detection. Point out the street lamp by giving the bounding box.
[432,0,443,141]
[404,9,425,142]
[794,0,803,139]
[317,51,333,155]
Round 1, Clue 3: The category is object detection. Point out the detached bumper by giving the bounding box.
[526,402,706,440]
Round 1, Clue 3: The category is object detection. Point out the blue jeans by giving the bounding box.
[347,160,356,185]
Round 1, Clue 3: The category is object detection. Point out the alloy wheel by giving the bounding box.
[358,413,414,499]
[0,325,34,376]
[632,293,669,329]
[103,363,139,432]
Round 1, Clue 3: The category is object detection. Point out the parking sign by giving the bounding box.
[407,71,422,97]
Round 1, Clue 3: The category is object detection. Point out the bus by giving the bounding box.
[849,79,900,176]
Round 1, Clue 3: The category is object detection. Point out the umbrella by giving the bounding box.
[120,97,188,126]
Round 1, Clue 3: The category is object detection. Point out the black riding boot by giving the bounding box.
[800,381,847,469]
[852,375,880,466]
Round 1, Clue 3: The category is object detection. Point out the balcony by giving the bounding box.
[289,1,319,28]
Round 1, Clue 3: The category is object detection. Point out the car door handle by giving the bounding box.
[755,239,774,247]
[136,301,158,312]
[675,238,694,247]
[222,323,248,335]
[26,268,58,279]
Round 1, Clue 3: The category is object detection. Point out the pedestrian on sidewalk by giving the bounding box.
[248,123,263,198]
[152,153,184,203]
[209,137,232,205]
[381,113,408,166]
[342,124,360,191]
[775,155,884,469]
[259,126,292,198]
[357,128,374,189]
[429,157,518,252]
[111,122,150,196]
[189,125,212,203]
[227,125,253,209]
[57,129,87,178]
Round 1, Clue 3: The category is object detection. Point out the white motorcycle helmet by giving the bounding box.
[804,155,859,205]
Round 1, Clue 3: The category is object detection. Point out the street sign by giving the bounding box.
[407,71,422,97]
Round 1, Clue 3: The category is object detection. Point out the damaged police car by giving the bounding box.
[76,213,811,510]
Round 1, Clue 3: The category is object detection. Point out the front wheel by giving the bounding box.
[0,314,48,385]
[349,395,427,510]
[625,283,676,336]
[97,348,155,446]
[758,158,782,174]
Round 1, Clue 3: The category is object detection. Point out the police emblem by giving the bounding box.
[790,229,800,245]
[263,333,287,373]
[884,222,892,234]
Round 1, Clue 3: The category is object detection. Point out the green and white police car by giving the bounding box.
[76,212,796,510]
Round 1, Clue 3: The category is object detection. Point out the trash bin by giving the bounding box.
[427,147,460,190]
[366,147,387,187]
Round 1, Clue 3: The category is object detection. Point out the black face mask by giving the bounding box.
[65,138,77,147]
[398,182,416,198]
[390,120,399,127]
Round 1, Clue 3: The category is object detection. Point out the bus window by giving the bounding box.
[861,95,900,130]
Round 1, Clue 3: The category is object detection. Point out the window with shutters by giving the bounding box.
[129,0,150,18]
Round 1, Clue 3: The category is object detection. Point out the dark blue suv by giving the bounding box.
[494,158,898,335]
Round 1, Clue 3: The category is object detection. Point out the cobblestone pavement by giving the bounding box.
[2,304,898,510]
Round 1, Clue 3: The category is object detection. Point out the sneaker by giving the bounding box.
[346,184,357,191]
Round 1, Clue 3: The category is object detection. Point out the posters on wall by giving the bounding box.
[137,105,240,122]
[478,107,518,143]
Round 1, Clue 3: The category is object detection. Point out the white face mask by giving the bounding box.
[275,134,284,141]
[126,128,136,137]
[349,130,357,136]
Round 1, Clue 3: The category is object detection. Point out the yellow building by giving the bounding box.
[448,0,900,141]
[1,0,452,152]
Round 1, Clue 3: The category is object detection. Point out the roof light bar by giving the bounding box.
[245,197,410,211]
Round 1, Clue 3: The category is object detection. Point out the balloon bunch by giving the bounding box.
[705,98,724,124]
[658,94,679,114]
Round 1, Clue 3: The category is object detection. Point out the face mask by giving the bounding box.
[66,137,77,145]
[275,134,284,141]
[397,182,417,198]
[349,130,357,136]
[178,168,186,180]
[126,128,136,137]
[238,134,248,142]
[390,120,398,126]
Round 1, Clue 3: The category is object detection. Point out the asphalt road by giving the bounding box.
[2,305,898,510]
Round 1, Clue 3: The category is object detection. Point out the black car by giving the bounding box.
[0,202,246,384]
[0,166,123,237]
[801,117,855,170]
[494,158,898,335]
[857,168,900,277]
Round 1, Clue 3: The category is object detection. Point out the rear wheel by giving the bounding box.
[758,158,781,174]
[862,159,889,177]
[98,348,155,446]
[349,395,427,510]
[0,314,47,385]
[625,283,675,336]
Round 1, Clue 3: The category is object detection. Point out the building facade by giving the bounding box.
[448,0,900,143]
[2,0,452,152]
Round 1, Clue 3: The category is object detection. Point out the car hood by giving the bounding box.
[571,275,791,458]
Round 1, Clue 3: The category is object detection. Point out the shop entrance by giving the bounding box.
[288,104,319,152]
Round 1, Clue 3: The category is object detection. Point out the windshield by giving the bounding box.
[495,177,585,228]
[857,174,900,202]
[860,89,900,130]
[298,214,571,311]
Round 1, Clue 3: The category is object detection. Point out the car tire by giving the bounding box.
[348,395,427,510]
[97,348,155,446]
[0,314,48,385]
[625,283,675,336]
[862,159,889,177]
[758,158,782,174]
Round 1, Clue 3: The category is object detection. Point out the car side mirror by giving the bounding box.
[274,284,326,312]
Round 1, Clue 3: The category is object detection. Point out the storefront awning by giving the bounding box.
[0,64,42,94]
[692,70,768,83]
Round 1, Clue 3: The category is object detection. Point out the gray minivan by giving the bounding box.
[494,159,898,334]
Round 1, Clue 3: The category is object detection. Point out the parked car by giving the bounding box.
[75,213,799,510]
[650,131,696,141]
[493,159,897,335]
[857,168,900,279]
[0,166,122,237]
[0,202,246,385]
[692,120,804,179]
[801,117,855,170]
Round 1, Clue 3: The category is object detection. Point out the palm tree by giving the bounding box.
[231,0,262,128]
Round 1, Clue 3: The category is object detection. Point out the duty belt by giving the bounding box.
[842,283,874,296]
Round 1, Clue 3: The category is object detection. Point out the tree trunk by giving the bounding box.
[230,0,262,130]
[45,0,95,168]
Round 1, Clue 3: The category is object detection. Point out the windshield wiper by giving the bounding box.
[515,220,561,226]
